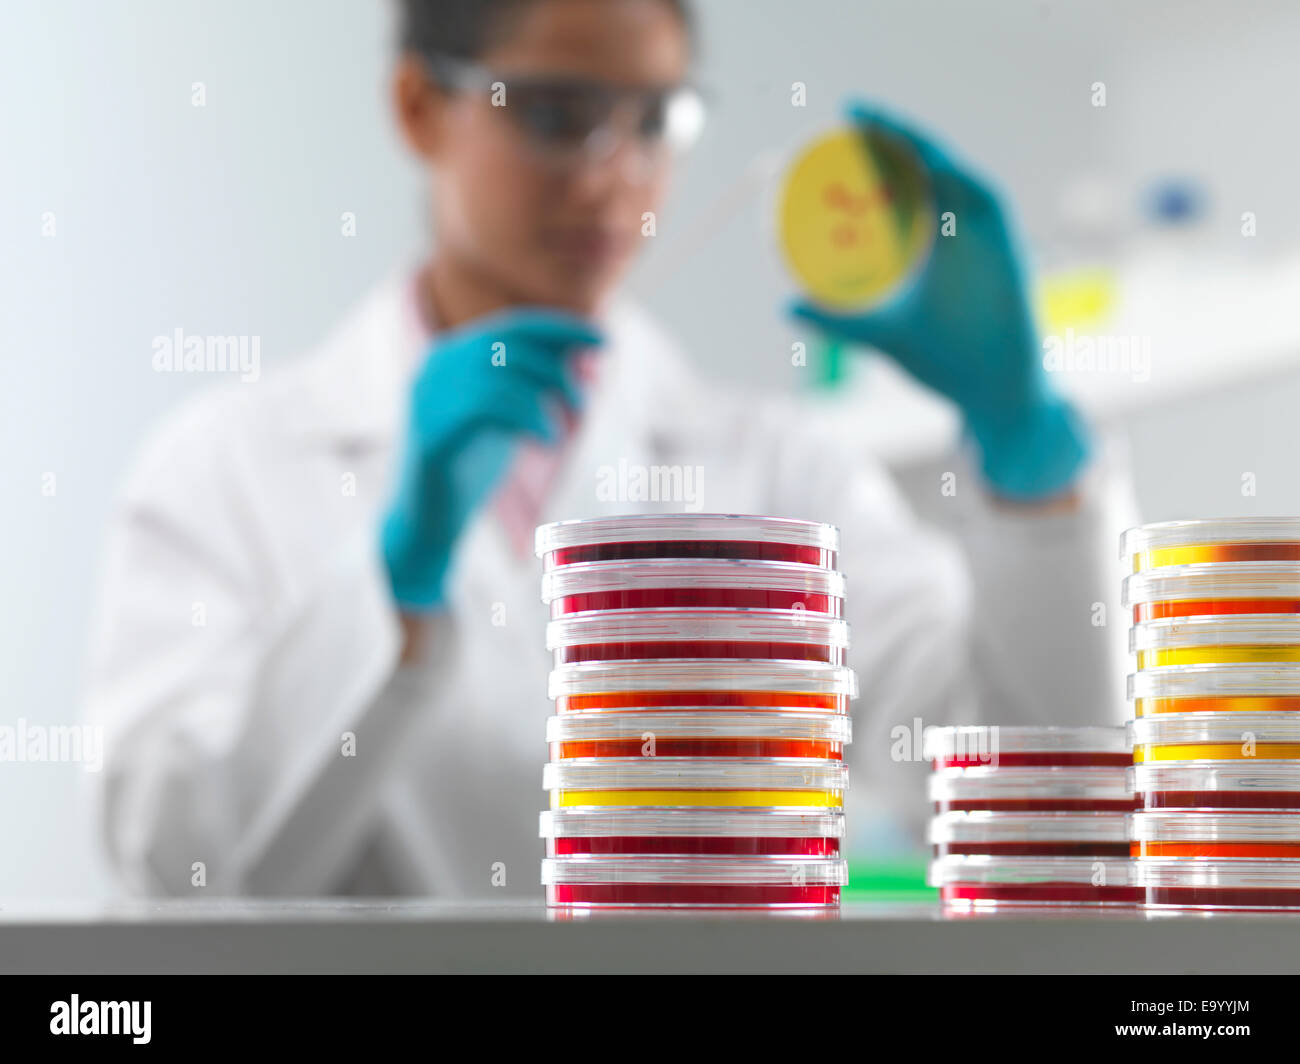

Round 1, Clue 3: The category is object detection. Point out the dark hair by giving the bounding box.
[397,0,693,60]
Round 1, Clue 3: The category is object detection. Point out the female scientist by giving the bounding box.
[86,0,1132,895]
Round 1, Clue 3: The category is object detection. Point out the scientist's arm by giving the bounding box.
[788,101,1134,721]
[85,404,414,896]
[382,309,603,656]
[791,101,1092,506]
[782,104,1134,834]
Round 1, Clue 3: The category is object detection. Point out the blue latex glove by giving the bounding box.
[791,102,1091,501]
[381,308,603,610]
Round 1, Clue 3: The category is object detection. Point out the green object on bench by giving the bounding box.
[843,855,935,901]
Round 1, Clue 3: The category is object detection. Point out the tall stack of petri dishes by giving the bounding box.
[1123,518,1300,912]
[535,515,856,910]
[925,725,1139,912]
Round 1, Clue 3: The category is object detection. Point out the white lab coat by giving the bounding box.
[85,272,1137,897]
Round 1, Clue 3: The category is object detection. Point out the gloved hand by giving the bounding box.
[791,101,1091,501]
[381,308,603,610]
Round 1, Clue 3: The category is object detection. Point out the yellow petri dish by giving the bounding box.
[777,127,933,311]
[1134,744,1300,763]
[1138,646,1300,668]
[549,789,844,809]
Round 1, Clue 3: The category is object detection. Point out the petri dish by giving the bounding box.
[929,811,1130,858]
[1130,760,1300,810]
[1129,663,1300,717]
[1130,810,1300,858]
[536,514,838,570]
[546,608,849,666]
[542,757,848,809]
[923,725,1129,769]
[928,766,1136,813]
[777,125,934,312]
[541,559,847,619]
[1131,616,1300,669]
[542,855,847,908]
[540,807,844,857]
[1129,711,1300,762]
[546,710,851,761]
[1135,857,1300,911]
[1121,518,1300,572]
[548,660,858,714]
[929,855,1140,909]
[1122,563,1300,623]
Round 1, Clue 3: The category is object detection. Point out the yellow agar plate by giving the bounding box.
[778,127,933,310]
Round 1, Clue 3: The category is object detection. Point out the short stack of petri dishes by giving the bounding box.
[535,515,856,910]
[1123,517,1300,912]
[925,725,1139,912]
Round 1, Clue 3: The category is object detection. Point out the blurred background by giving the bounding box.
[3,0,1299,899]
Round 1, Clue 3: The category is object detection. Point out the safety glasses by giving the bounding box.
[424,54,706,174]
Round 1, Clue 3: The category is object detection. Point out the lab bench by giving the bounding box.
[3,899,1300,973]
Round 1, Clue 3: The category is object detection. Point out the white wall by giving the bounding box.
[3,0,1298,898]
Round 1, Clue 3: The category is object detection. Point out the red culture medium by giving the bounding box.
[551,738,842,759]
[556,640,844,664]
[547,883,840,906]
[547,836,840,856]
[934,753,1131,769]
[1143,886,1300,909]
[1141,790,1300,809]
[556,691,847,712]
[550,589,842,617]
[545,540,835,568]
[934,841,1131,858]
[941,883,1142,905]
[935,797,1139,814]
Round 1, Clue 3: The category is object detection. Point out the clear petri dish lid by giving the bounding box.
[1128,663,1300,699]
[549,660,858,698]
[546,609,849,649]
[1121,518,1300,560]
[928,766,1131,803]
[928,854,1134,887]
[1129,712,1300,747]
[542,855,848,886]
[546,711,852,743]
[928,811,1129,844]
[535,514,839,556]
[1131,616,1300,652]
[1122,563,1300,606]
[1129,760,1300,795]
[541,559,847,602]
[542,757,849,792]
[539,807,845,839]
[1134,857,1300,889]
[923,725,1128,760]
[1131,810,1300,843]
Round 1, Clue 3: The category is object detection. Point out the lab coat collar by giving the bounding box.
[288,270,423,447]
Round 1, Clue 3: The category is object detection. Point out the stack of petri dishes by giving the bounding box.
[535,515,856,910]
[925,725,1139,911]
[1123,517,1300,912]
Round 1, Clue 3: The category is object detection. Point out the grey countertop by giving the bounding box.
[3,898,1300,973]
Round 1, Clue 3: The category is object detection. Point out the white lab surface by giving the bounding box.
[85,274,1137,897]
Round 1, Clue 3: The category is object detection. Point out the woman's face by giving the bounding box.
[397,0,691,313]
